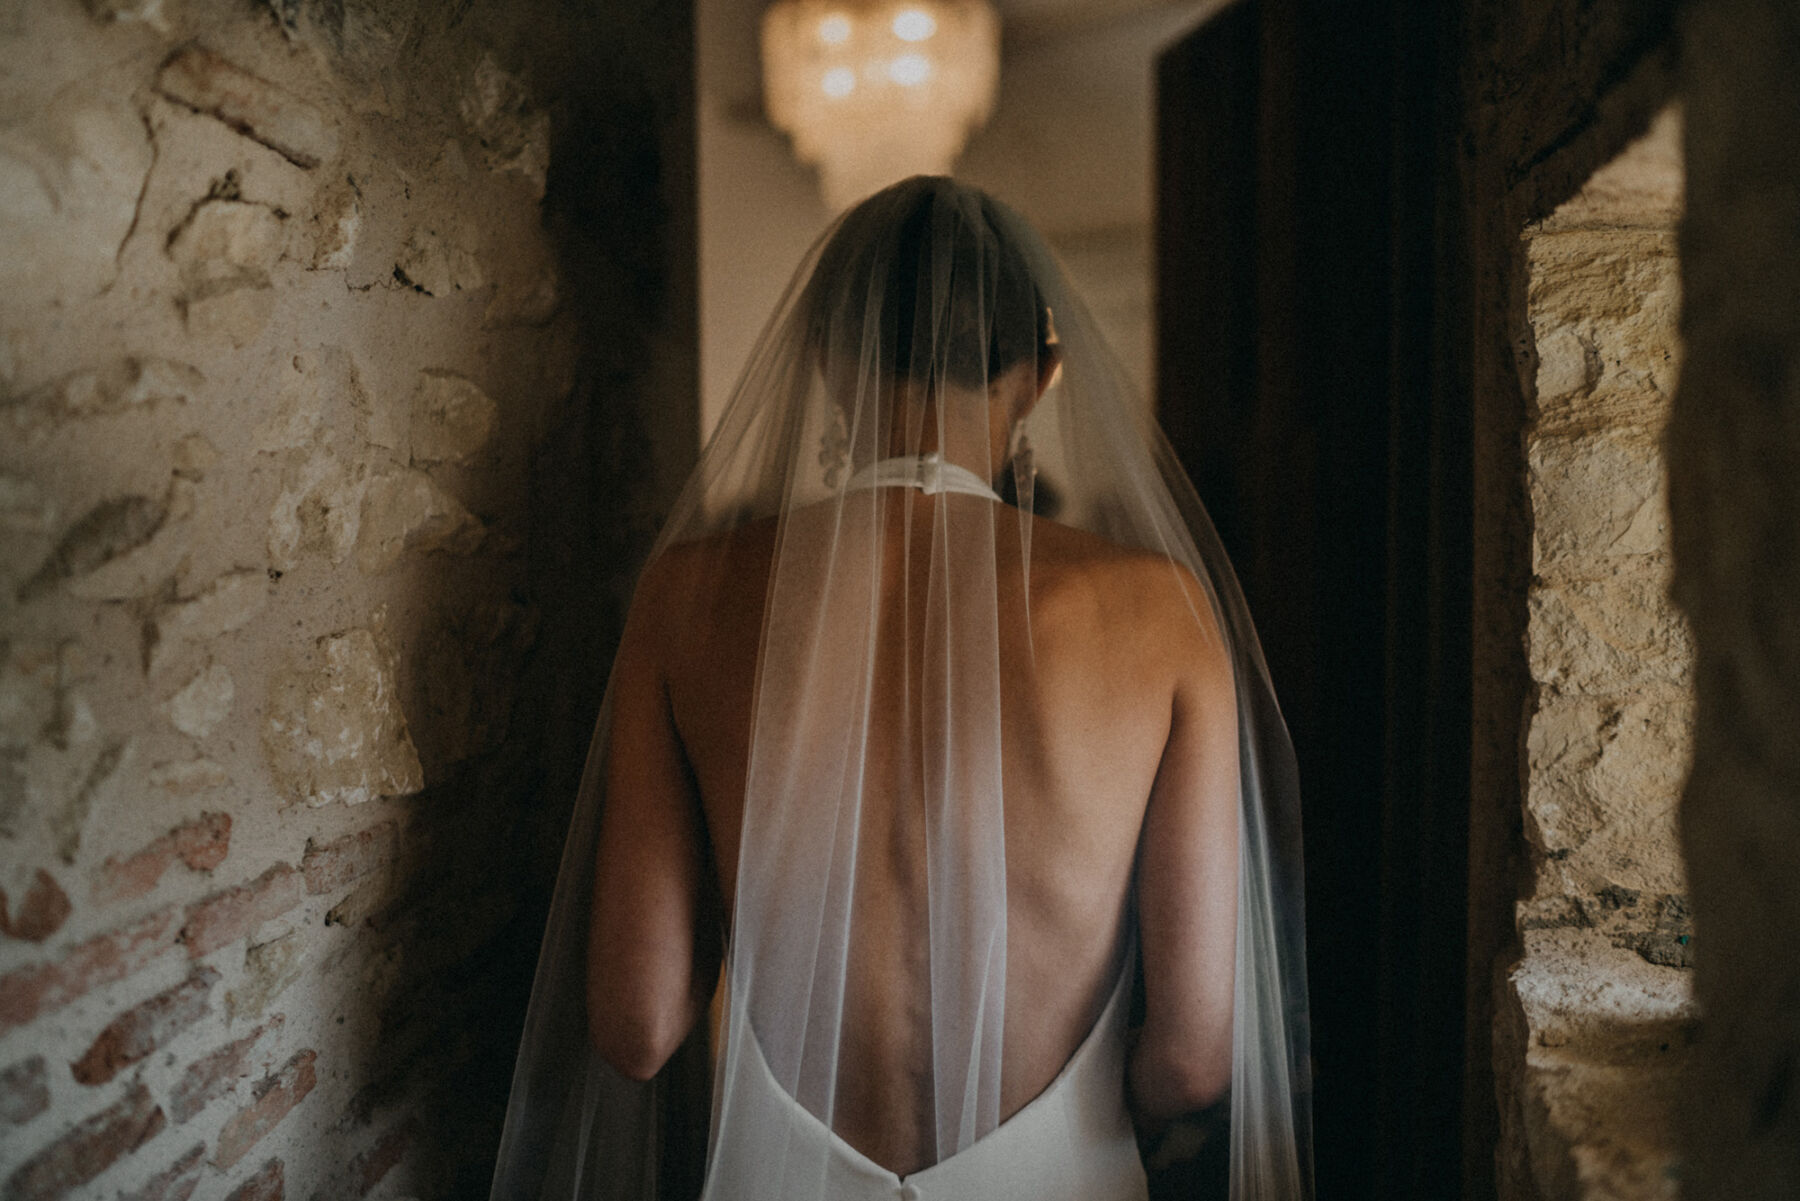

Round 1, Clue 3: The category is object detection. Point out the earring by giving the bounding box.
[820,405,850,489]
[1010,419,1036,501]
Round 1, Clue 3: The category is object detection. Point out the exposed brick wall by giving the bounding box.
[0,0,694,1197]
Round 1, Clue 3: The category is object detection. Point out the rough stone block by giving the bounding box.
[50,737,130,864]
[1526,228,1681,429]
[169,1015,281,1123]
[393,226,484,296]
[263,629,424,807]
[0,870,71,943]
[1508,929,1695,1200]
[409,371,496,463]
[172,435,220,479]
[0,1055,48,1127]
[156,47,337,170]
[0,94,154,306]
[255,353,335,452]
[2,1081,165,1201]
[3,643,130,864]
[301,822,398,895]
[167,199,285,295]
[181,864,304,959]
[1526,696,1692,899]
[13,358,204,432]
[1528,575,1692,695]
[165,663,235,739]
[265,451,366,572]
[460,54,550,198]
[0,907,179,1036]
[83,0,171,30]
[1514,929,1695,1051]
[95,812,233,904]
[226,932,305,1022]
[305,176,361,271]
[355,470,483,574]
[1529,430,1667,573]
[146,759,232,796]
[62,480,198,602]
[325,877,389,929]
[71,966,219,1085]
[212,1049,316,1169]
[147,570,270,675]
[222,1159,284,1201]
[16,495,167,603]
[117,1143,206,1201]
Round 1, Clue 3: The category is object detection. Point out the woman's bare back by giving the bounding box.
[633,492,1235,1174]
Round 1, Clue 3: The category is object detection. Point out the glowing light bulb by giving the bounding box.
[892,8,937,41]
[888,53,932,86]
[762,0,1002,209]
[821,66,857,97]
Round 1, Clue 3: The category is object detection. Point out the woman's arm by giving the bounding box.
[587,557,721,1081]
[1129,581,1241,1127]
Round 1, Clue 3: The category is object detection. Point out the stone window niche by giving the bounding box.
[1498,105,1698,1200]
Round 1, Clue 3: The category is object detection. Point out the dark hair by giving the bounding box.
[804,177,1051,390]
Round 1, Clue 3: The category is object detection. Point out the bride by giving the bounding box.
[488,176,1312,1200]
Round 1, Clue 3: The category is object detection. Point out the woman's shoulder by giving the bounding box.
[1025,514,1207,608]
[629,516,781,636]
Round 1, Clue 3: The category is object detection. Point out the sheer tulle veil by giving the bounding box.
[488,175,1312,1199]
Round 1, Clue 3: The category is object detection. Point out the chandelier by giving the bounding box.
[762,1,1001,211]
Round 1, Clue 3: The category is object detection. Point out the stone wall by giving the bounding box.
[0,1,692,1198]
[1456,0,1684,1195]
[1500,108,1697,1200]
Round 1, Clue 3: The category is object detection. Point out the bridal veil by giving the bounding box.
[488,175,1312,1199]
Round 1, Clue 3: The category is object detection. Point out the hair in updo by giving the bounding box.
[803,176,1052,391]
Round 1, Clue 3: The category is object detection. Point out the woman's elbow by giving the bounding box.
[588,999,690,1082]
[1129,1031,1233,1121]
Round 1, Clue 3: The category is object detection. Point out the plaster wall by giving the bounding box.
[0,1,691,1197]
[1669,0,1800,1193]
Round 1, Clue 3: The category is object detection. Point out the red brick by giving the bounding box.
[117,1143,205,1201]
[0,871,71,943]
[2,1081,165,1201]
[94,814,232,905]
[221,1159,283,1201]
[0,1055,48,1127]
[170,1015,283,1123]
[349,1117,416,1195]
[71,967,219,1085]
[0,908,179,1037]
[300,821,396,895]
[180,865,303,959]
[211,1049,315,1170]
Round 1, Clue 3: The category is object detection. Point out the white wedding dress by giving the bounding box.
[700,952,1147,1201]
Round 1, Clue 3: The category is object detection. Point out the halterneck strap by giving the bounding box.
[842,453,1002,502]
